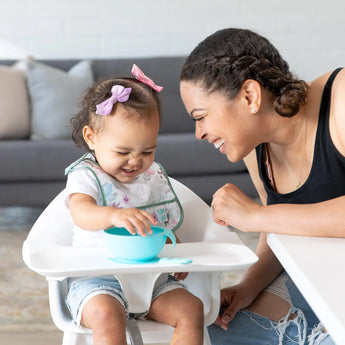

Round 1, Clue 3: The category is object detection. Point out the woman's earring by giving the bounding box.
[251,108,256,113]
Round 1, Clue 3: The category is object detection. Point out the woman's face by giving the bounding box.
[180,81,259,162]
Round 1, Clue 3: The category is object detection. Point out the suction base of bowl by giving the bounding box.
[108,256,160,264]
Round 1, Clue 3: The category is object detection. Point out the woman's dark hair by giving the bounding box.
[71,77,161,150]
[180,28,309,117]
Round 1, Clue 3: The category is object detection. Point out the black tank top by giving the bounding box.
[256,68,345,205]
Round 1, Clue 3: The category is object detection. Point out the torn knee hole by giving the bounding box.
[277,310,298,323]
[288,311,297,321]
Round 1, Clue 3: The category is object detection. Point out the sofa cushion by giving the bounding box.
[0,64,30,139]
[155,133,247,175]
[0,140,85,182]
[26,59,94,140]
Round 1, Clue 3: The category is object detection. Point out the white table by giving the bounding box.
[267,233,345,345]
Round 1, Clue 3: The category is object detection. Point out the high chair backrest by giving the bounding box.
[26,178,216,247]
[26,189,72,246]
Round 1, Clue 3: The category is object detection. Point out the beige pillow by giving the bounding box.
[0,64,30,139]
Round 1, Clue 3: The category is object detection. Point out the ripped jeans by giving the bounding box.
[208,272,335,345]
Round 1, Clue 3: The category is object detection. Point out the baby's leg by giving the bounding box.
[81,294,127,345]
[147,288,204,345]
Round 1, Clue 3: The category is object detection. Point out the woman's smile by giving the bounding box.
[214,139,225,150]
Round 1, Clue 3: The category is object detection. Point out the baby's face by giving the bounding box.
[87,109,160,183]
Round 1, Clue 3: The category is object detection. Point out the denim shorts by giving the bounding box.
[208,272,335,345]
[65,274,185,327]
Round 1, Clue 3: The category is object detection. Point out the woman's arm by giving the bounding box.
[250,197,345,237]
[214,151,285,329]
[213,184,345,237]
[215,232,284,329]
[240,232,283,291]
[212,149,345,238]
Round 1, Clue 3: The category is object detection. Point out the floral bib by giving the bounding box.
[65,153,183,232]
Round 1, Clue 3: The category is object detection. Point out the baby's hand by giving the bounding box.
[111,208,157,236]
[174,272,188,281]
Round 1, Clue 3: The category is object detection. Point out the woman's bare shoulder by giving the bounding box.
[309,70,335,88]
[329,68,345,154]
[309,68,345,89]
[309,68,345,155]
[331,67,345,94]
[307,69,343,120]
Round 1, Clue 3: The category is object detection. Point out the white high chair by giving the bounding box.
[23,178,257,345]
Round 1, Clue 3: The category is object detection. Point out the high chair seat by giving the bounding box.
[23,178,257,345]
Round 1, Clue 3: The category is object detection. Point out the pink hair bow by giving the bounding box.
[131,64,163,92]
[95,85,132,115]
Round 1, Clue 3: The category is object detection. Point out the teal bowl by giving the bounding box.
[104,226,176,262]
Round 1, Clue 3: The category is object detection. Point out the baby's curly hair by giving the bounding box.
[71,77,161,151]
[180,28,309,118]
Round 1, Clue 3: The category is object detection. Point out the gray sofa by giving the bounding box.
[0,57,256,206]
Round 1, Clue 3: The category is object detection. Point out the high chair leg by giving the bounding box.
[62,332,84,345]
[126,318,144,345]
[203,326,211,345]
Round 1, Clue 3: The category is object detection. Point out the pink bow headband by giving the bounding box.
[95,64,163,115]
[131,64,163,92]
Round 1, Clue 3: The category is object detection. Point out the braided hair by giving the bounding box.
[180,28,309,117]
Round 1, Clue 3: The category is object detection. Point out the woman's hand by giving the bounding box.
[174,272,188,280]
[211,183,261,232]
[110,208,157,236]
[214,283,256,331]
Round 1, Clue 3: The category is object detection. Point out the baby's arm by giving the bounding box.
[69,192,156,236]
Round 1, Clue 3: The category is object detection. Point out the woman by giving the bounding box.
[180,28,344,344]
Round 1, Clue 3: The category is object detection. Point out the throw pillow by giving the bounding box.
[26,60,94,140]
[0,64,30,139]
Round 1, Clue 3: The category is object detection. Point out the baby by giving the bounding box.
[64,65,204,345]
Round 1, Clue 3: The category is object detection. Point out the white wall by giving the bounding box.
[1,0,345,80]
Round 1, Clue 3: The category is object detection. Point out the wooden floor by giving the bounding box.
[0,331,63,345]
[0,331,168,345]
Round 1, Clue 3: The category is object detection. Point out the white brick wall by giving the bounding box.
[0,0,344,80]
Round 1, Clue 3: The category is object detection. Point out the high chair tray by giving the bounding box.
[24,241,257,278]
